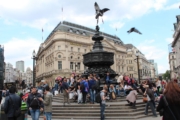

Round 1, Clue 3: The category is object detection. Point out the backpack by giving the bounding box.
[95,92,102,103]
[30,95,39,107]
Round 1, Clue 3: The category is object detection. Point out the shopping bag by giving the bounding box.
[54,90,58,96]
[0,97,5,109]
[69,92,74,99]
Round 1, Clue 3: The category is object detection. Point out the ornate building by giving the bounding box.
[172,15,180,79]
[0,45,4,93]
[125,44,156,81]
[26,67,33,85]
[169,52,177,79]
[36,21,127,86]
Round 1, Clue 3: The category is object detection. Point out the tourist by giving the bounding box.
[104,72,113,85]
[155,78,161,95]
[77,85,82,103]
[109,84,116,100]
[62,78,70,106]
[157,81,180,120]
[4,86,21,120]
[39,86,53,120]
[27,87,44,120]
[144,84,157,117]
[80,75,89,104]
[126,88,138,109]
[100,85,108,120]
[88,76,96,104]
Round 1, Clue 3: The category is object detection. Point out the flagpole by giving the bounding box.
[62,6,63,22]
[42,28,43,42]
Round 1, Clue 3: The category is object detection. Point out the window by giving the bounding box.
[118,66,120,72]
[70,62,73,70]
[71,47,73,51]
[77,62,80,70]
[85,49,86,53]
[78,48,80,52]
[82,32,86,35]
[78,57,80,59]
[84,65,87,70]
[70,56,73,59]
[76,31,79,34]
[58,55,61,58]
[58,46,61,50]
[58,61,62,70]
[122,66,124,72]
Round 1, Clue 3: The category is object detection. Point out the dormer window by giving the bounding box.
[76,30,80,34]
[82,32,86,35]
[69,28,73,32]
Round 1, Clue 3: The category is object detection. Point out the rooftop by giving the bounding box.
[44,21,124,45]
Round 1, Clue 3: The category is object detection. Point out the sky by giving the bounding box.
[0,0,180,73]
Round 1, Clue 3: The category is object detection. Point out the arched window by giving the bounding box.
[58,55,61,58]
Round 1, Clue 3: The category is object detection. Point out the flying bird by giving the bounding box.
[127,27,142,34]
[94,2,109,24]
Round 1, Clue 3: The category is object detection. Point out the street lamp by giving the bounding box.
[136,51,140,84]
[74,62,78,73]
[32,50,37,87]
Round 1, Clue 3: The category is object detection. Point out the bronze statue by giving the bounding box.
[94,2,110,25]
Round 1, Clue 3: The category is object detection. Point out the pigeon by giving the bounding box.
[94,2,110,24]
[127,27,142,34]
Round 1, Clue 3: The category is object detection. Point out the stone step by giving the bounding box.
[52,107,145,113]
[52,110,157,117]
[51,113,158,120]
[52,104,146,110]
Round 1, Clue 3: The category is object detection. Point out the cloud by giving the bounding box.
[164,2,180,10]
[137,40,167,60]
[158,65,169,74]
[109,22,125,29]
[0,0,169,30]
[166,38,173,43]
[3,38,41,69]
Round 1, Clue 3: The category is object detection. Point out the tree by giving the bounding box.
[163,70,170,80]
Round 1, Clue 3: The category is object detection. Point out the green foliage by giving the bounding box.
[163,70,170,79]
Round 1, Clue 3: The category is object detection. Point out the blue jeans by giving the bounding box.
[30,109,40,120]
[100,103,106,120]
[106,79,113,84]
[89,89,96,103]
[116,89,126,96]
[45,112,52,120]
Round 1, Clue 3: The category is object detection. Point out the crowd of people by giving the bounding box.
[0,71,180,120]
[1,82,53,120]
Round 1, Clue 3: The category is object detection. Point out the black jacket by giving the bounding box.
[4,93,21,117]
[157,96,180,120]
[27,92,44,110]
[146,88,155,101]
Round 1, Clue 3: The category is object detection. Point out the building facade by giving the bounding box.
[26,67,33,85]
[16,60,24,72]
[5,63,14,83]
[0,45,4,92]
[169,52,177,79]
[172,15,180,78]
[36,21,127,86]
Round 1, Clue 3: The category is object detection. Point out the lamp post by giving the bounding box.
[32,50,37,87]
[74,62,77,73]
[136,51,140,84]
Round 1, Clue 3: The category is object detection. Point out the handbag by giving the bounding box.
[9,95,21,118]
[143,95,148,103]
[112,92,116,100]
